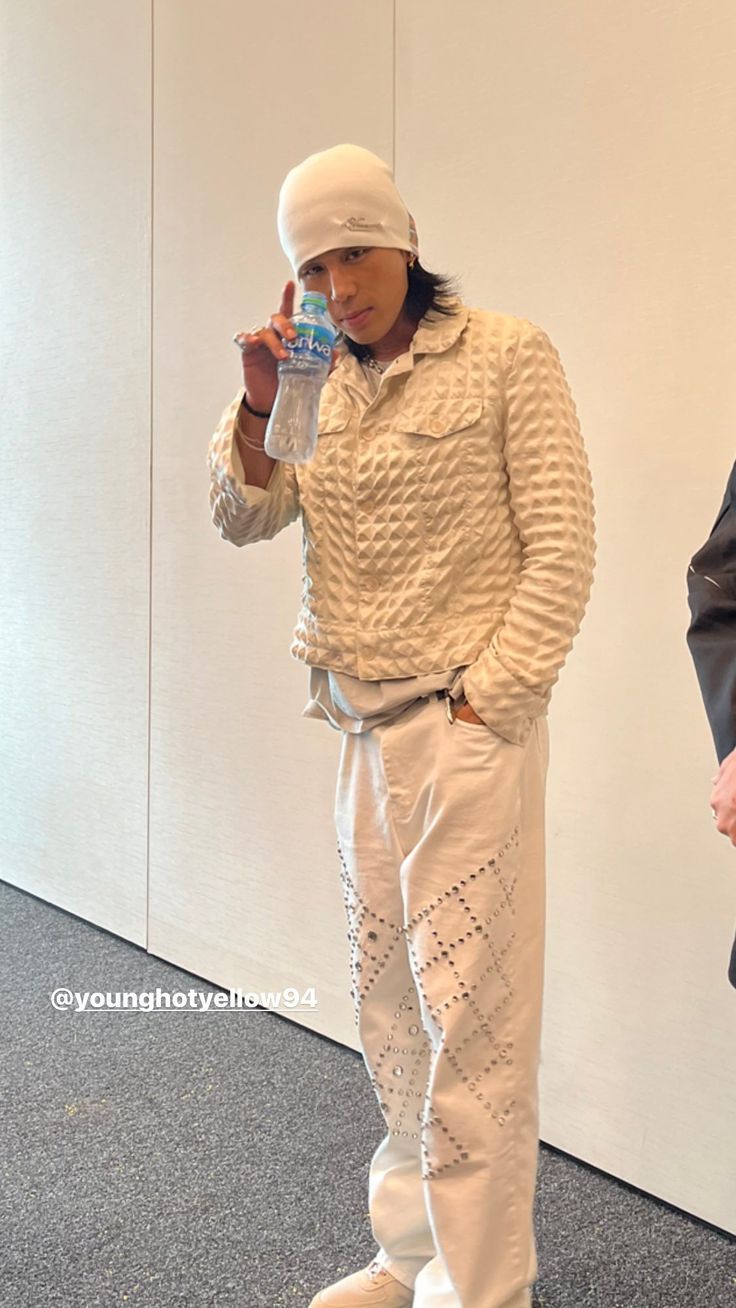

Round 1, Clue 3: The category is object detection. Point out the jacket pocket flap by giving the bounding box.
[395,397,483,438]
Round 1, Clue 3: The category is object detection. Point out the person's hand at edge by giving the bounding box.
[710,745,736,845]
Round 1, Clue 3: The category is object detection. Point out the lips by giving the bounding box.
[343,307,372,325]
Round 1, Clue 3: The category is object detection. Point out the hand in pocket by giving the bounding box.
[452,699,485,726]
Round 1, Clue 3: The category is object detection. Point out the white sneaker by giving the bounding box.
[309,1258,414,1306]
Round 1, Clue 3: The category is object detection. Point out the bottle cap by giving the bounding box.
[301,291,328,312]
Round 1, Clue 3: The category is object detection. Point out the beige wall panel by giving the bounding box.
[149,0,395,1047]
[0,0,151,943]
[396,0,736,1231]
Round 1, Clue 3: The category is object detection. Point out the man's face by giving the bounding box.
[297,246,411,342]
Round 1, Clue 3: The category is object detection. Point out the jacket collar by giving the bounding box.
[403,296,470,359]
[331,297,470,393]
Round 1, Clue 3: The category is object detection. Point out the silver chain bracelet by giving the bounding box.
[238,430,269,453]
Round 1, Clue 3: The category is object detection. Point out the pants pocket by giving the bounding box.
[450,710,515,747]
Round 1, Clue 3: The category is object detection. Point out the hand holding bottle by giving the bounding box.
[262,290,338,464]
[233,281,340,414]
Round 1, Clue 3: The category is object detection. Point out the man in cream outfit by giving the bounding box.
[209,144,596,1308]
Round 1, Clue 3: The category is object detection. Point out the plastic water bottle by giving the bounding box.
[264,291,338,464]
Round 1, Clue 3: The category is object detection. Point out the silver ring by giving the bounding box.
[233,325,265,351]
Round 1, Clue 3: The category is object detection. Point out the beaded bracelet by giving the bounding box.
[237,391,273,453]
[242,392,273,419]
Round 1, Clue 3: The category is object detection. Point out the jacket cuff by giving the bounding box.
[212,388,278,506]
[460,645,551,745]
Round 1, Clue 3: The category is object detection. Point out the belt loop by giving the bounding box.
[445,690,454,723]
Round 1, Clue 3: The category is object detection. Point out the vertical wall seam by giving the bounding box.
[146,0,154,953]
[393,0,396,174]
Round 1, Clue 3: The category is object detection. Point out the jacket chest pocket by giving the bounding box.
[296,402,351,482]
[393,398,486,551]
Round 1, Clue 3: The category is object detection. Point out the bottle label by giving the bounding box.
[285,319,334,365]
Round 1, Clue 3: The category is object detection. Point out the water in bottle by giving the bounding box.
[264,291,338,464]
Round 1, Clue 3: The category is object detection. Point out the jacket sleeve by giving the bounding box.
[207,387,300,545]
[686,460,736,764]
[461,319,596,745]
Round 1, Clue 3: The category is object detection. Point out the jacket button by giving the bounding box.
[362,499,375,513]
[363,430,377,441]
[363,575,379,591]
[431,419,443,433]
[363,647,375,660]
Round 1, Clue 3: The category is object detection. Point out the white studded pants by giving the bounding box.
[332,692,549,1308]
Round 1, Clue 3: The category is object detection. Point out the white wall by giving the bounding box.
[0,0,151,945]
[1,0,734,1233]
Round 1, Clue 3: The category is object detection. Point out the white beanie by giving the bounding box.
[277,143,419,279]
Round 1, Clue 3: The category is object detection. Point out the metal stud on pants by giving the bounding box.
[332,693,549,1308]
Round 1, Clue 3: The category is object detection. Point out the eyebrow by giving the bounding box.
[299,248,359,276]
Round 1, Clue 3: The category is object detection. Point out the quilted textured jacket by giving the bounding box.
[208,298,596,745]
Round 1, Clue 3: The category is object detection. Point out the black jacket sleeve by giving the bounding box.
[686,460,736,764]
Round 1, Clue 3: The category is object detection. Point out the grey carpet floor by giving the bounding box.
[0,880,733,1308]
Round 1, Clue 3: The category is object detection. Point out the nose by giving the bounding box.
[328,275,357,304]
